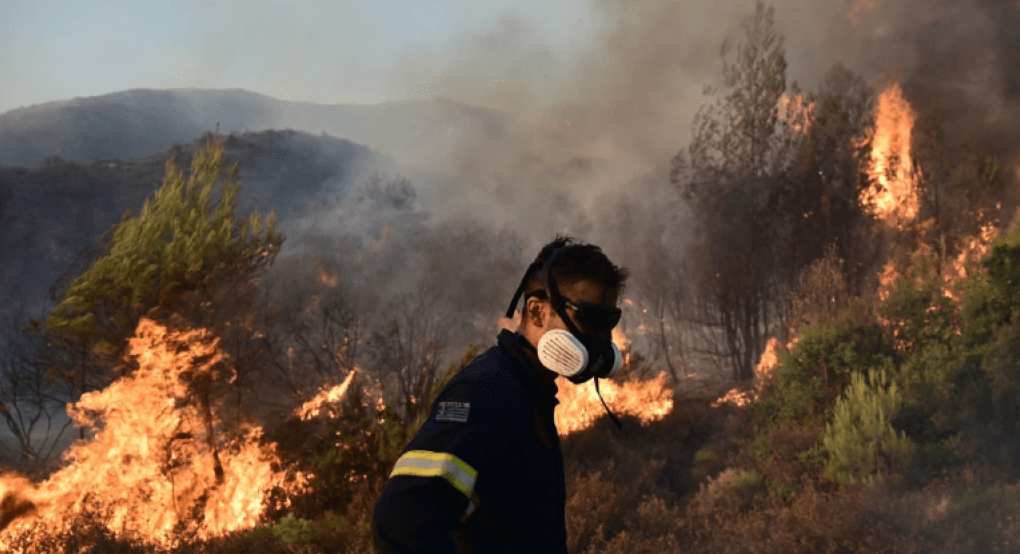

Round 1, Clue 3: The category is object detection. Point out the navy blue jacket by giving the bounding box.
[372,330,568,553]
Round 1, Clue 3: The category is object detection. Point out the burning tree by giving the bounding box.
[3,134,282,472]
[44,132,280,375]
[784,64,877,301]
[0,318,308,551]
[669,1,796,381]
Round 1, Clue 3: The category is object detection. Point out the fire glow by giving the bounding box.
[555,371,674,436]
[0,319,307,550]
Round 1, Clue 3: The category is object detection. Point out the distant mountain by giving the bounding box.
[0,89,508,168]
[0,128,380,333]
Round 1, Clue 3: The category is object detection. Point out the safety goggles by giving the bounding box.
[524,290,621,332]
[562,299,622,333]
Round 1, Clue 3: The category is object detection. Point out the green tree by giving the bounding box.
[822,369,914,485]
[783,64,876,300]
[43,134,282,392]
[669,1,794,380]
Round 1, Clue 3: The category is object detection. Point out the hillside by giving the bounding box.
[0,129,380,334]
[0,89,507,169]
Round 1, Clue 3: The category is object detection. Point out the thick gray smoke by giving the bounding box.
[258,0,1020,379]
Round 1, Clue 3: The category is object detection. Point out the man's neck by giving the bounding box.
[514,332,559,392]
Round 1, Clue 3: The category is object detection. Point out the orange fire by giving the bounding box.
[877,259,899,302]
[0,319,308,550]
[297,369,360,420]
[778,92,814,134]
[714,337,784,408]
[860,82,918,227]
[555,372,674,435]
[952,222,998,281]
[315,263,338,287]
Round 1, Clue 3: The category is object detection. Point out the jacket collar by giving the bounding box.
[497,329,559,406]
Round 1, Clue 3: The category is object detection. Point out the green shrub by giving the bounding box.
[758,311,890,427]
[822,369,914,485]
[730,469,764,491]
[271,513,315,545]
[878,250,960,353]
[693,446,716,466]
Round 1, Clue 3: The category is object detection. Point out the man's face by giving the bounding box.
[524,279,617,343]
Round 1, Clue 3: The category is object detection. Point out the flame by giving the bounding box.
[950,222,998,283]
[714,337,784,408]
[296,369,360,420]
[755,337,781,381]
[315,262,337,287]
[860,82,919,227]
[877,259,899,302]
[778,92,814,134]
[555,372,673,435]
[0,319,307,549]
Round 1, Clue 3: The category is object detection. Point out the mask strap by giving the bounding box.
[505,261,542,318]
[594,377,623,429]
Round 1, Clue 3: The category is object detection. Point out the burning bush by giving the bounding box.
[0,318,307,551]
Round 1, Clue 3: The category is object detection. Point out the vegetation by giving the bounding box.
[4,1,1020,552]
[44,133,280,375]
[669,1,795,381]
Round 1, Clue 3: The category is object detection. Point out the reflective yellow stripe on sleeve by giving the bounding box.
[390,450,480,520]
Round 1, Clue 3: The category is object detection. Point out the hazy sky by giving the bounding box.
[1,0,604,114]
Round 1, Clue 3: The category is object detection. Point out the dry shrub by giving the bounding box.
[871,477,1020,554]
[670,483,921,554]
[565,463,625,553]
[594,496,682,554]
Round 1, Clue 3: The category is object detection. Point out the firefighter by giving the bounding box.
[372,235,629,553]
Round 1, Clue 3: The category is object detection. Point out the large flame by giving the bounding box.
[555,372,673,435]
[0,319,307,550]
[860,82,918,227]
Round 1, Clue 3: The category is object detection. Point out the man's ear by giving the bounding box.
[527,298,544,329]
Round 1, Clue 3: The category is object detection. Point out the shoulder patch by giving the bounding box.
[435,401,471,423]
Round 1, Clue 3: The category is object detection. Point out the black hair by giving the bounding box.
[517,235,629,330]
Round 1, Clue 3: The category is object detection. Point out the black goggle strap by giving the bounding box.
[505,261,543,319]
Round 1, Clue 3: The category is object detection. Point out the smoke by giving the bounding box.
[255,0,1020,381]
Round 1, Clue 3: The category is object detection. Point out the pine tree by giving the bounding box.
[822,369,914,485]
[43,134,282,391]
[669,1,794,380]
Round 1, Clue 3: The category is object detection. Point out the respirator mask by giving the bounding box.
[506,247,625,428]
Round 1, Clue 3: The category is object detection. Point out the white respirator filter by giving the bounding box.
[537,329,588,378]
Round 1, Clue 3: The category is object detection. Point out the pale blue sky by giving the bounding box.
[1,0,604,114]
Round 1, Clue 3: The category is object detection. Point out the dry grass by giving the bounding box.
[7,388,1020,552]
